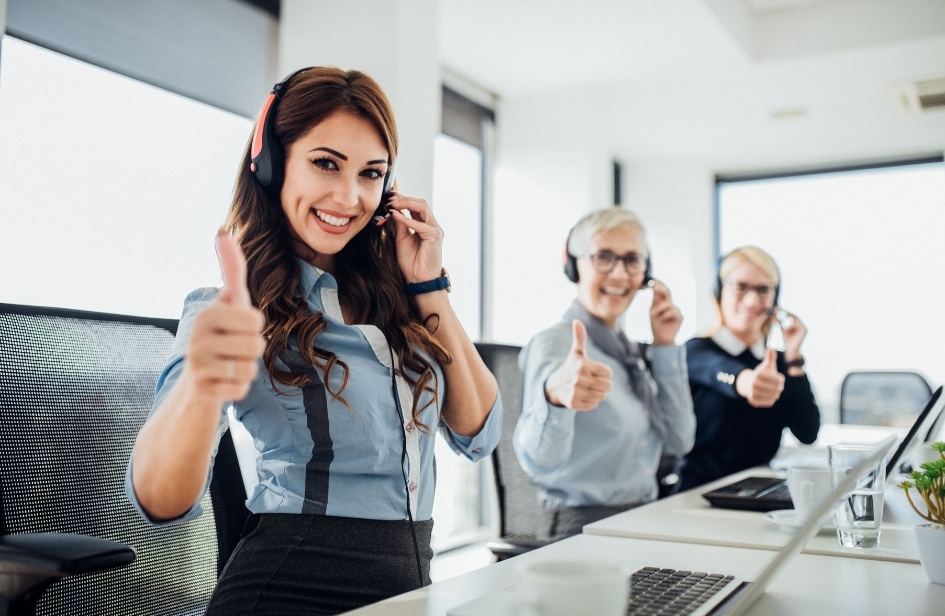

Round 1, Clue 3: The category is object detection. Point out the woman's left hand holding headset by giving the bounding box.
[388,192,445,285]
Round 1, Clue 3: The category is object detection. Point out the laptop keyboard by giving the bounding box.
[627,567,736,615]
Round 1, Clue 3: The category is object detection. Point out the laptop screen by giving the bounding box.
[884,385,943,477]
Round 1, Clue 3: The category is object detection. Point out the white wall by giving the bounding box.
[490,89,718,348]
[491,88,617,344]
[487,79,945,426]
[279,0,439,202]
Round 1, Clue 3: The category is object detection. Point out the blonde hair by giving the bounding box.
[705,245,780,339]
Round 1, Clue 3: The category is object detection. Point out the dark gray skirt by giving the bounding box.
[205,513,433,615]
[539,503,640,542]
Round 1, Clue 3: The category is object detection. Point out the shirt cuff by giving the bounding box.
[124,460,205,526]
[442,394,503,462]
[648,344,687,377]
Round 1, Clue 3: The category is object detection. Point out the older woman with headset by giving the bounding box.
[514,208,695,542]
[677,246,820,491]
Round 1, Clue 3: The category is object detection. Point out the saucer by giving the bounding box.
[764,509,836,534]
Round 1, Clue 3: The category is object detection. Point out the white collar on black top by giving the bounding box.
[712,326,766,361]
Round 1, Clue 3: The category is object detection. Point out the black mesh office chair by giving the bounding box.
[0,304,249,616]
[474,342,548,561]
[839,370,934,427]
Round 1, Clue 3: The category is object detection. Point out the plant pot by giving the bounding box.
[915,523,945,585]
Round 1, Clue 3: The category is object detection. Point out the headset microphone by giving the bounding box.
[372,168,396,226]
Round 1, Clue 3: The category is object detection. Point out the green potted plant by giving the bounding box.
[899,441,945,585]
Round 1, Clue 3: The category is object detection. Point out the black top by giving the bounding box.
[678,337,820,491]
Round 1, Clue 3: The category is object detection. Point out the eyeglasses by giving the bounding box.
[723,280,775,300]
[585,251,648,276]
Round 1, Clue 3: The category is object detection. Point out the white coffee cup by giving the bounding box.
[787,465,833,525]
[517,559,628,616]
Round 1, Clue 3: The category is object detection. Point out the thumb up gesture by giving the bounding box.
[185,230,265,406]
[544,320,613,411]
[736,348,785,408]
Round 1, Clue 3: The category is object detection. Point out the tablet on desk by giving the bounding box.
[702,386,943,512]
[702,475,791,512]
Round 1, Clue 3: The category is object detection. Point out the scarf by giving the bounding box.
[562,300,666,437]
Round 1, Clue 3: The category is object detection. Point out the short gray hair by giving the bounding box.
[567,207,647,258]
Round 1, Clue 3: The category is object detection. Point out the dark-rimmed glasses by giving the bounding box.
[585,251,648,276]
[723,279,775,300]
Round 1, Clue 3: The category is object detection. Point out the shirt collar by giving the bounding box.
[298,258,335,298]
[712,326,766,360]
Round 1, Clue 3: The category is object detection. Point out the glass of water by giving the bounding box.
[828,442,886,549]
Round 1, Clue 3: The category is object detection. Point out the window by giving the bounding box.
[430,87,497,556]
[0,36,252,317]
[717,158,945,423]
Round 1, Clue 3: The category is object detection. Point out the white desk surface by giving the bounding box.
[586,423,924,564]
[584,466,923,564]
[341,533,945,615]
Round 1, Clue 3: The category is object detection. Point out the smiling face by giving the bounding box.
[280,111,390,271]
[719,260,777,344]
[575,224,647,328]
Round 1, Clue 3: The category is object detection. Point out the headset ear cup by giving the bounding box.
[562,230,579,282]
[713,253,726,302]
[250,92,281,190]
[251,68,312,193]
[563,251,579,283]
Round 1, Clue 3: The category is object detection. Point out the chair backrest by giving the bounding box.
[474,342,542,544]
[0,304,248,615]
[839,370,934,427]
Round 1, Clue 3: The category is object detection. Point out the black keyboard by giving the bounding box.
[627,567,736,615]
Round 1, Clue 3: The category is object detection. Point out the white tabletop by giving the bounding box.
[584,466,923,564]
[341,533,945,615]
[586,423,926,564]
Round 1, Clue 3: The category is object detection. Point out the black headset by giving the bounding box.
[249,67,395,223]
[713,250,781,307]
[562,227,652,285]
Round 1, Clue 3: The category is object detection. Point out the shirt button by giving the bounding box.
[471,447,482,454]
[408,482,418,492]
[405,422,416,433]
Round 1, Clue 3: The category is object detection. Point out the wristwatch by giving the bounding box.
[404,268,451,295]
[784,357,805,368]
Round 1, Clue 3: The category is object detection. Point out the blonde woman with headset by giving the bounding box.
[677,246,820,491]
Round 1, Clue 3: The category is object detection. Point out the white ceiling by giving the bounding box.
[438,0,945,172]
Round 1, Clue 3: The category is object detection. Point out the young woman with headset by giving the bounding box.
[676,246,820,491]
[513,208,696,542]
[126,67,501,615]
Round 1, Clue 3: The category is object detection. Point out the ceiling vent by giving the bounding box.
[892,78,945,114]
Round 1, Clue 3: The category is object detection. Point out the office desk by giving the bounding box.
[341,533,944,615]
[584,467,922,564]
[586,423,923,563]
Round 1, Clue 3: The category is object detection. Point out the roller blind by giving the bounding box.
[4,0,276,118]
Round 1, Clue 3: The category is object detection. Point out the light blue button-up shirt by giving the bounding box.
[513,319,694,510]
[127,260,502,524]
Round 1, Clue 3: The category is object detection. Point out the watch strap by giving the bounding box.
[405,268,450,295]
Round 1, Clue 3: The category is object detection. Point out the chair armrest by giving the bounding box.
[486,537,548,561]
[0,533,135,611]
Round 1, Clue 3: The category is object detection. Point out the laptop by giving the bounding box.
[448,434,896,616]
[702,385,944,512]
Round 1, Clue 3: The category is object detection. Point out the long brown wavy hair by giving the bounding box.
[224,67,449,430]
